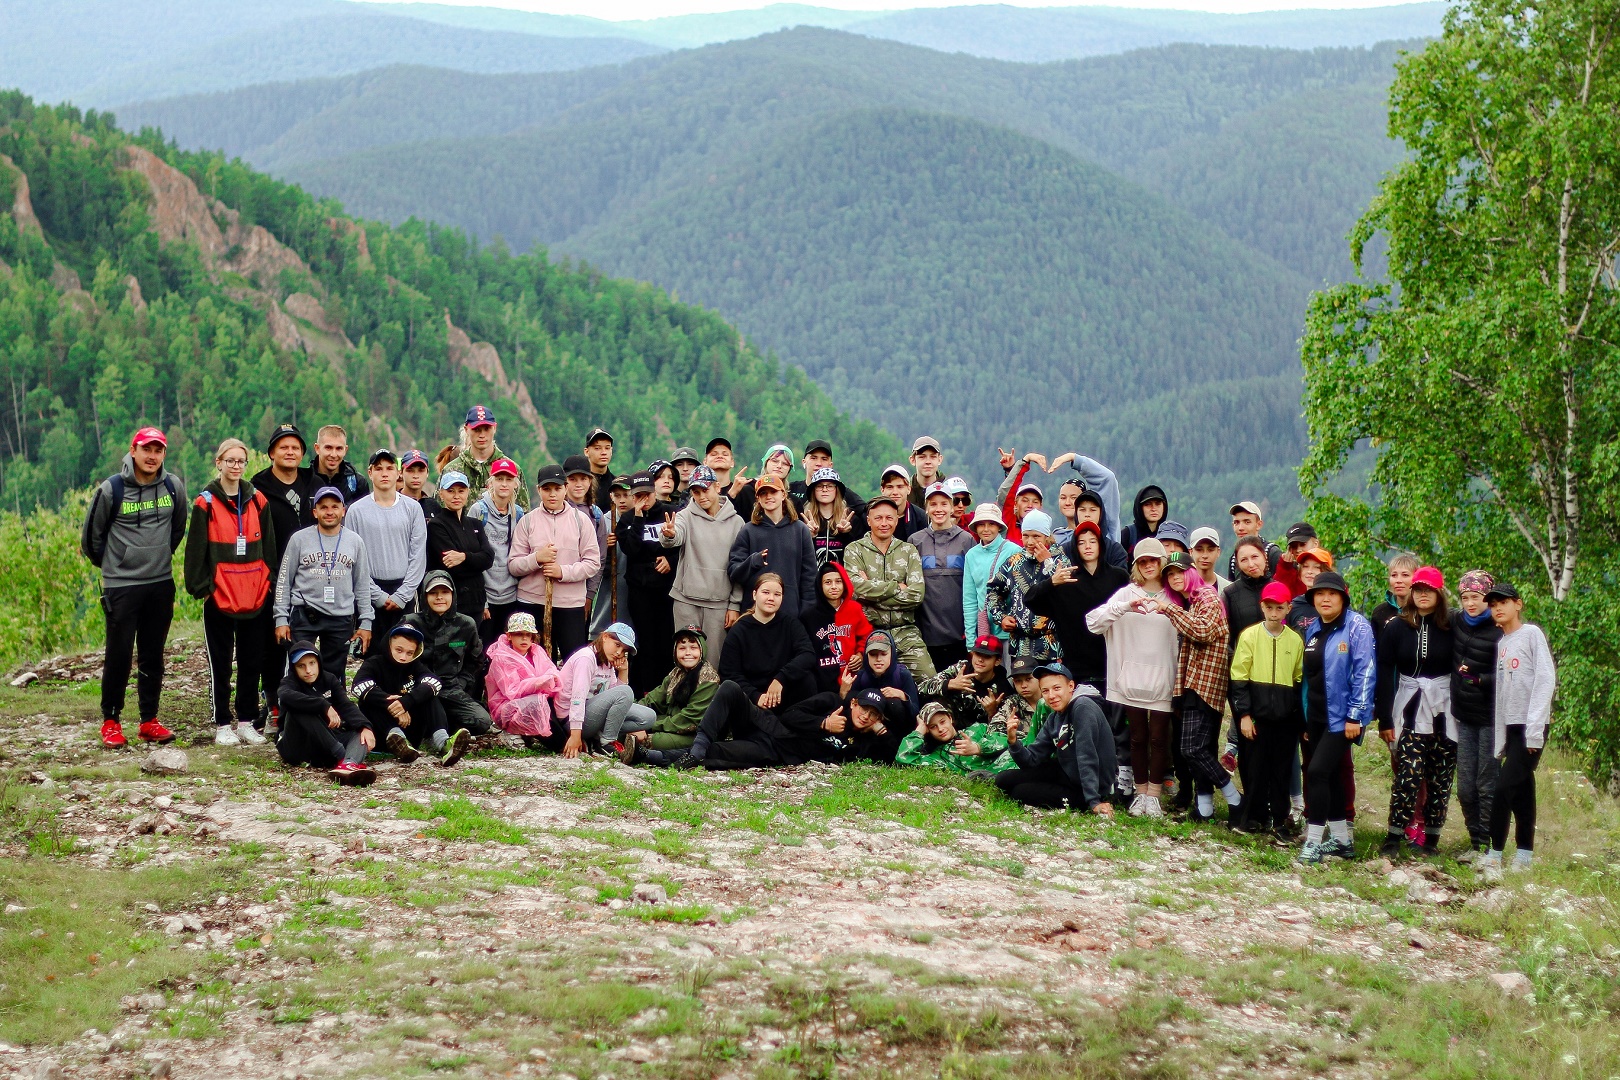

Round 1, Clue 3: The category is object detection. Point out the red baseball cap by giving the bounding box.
[970,635,1003,657]
[130,426,167,449]
[489,457,520,478]
[1260,581,1293,605]
[1411,566,1445,592]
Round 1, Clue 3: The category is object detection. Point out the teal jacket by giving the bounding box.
[963,536,1018,644]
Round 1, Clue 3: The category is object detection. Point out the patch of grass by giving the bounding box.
[0,858,252,1045]
[621,903,712,924]
[396,796,525,845]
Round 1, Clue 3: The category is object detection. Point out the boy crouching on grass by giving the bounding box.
[896,702,1014,775]
[994,663,1116,815]
[275,640,376,785]
[352,623,471,767]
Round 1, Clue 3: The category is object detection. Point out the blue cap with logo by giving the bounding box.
[464,405,496,428]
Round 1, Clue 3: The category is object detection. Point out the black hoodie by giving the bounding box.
[1026,535,1129,684]
[1119,485,1168,551]
[403,570,484,692]
[427,505,494,617]
[1223,570,1270,650]
[718,610,818,709]
[278,666,367,733]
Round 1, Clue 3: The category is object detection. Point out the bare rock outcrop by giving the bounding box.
[122,146,311,289]
[328,217,371,264]
[1,154,42,236]
[50,262,81,293]
[124,274,146,312]
[284,292,344,336]
[444,311,549,460]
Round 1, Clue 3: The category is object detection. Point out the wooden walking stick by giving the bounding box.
[543,575,555,660]
[610,507,619,622]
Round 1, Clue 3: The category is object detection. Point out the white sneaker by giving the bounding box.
[236,722,266,746]
[1128,794,1147,817]
[1142,796,1165,819]
[214,725,241,747]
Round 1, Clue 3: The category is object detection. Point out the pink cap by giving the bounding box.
[1260,581,1293,605]
[130,426,167,449]
[489,457,519,478]
[1411,566,1445,591]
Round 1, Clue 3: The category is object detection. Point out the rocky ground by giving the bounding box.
[1,632,1617,1079]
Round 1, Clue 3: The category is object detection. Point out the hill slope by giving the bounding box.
[130,31,1404,286]
[572,107,1310,483]
[0,92,898,511]
[121,31,1402,490]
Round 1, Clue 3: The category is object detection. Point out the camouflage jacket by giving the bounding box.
[843,534,925,629]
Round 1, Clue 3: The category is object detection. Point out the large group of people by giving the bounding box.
[79,411,1555,878]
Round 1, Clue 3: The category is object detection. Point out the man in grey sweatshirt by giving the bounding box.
[342,449,426,653]
[274,486,374,679]
[80,427,188,748]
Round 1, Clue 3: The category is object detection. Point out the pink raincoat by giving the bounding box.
[485,633,562,736]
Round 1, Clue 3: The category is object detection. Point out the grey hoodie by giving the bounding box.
[80,455,189,588]
[662,495,745,609]
[467,492,523,606]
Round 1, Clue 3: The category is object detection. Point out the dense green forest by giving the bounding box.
[130,31,1406,285]
[0,92,899,512]
[122,31,1406,491]
[576,107,1306,484]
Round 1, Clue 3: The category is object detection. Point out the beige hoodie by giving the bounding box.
[1085,582,1180,712]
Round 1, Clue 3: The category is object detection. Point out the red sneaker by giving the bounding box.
[101,720,127,749]
[137,719,176,744]
[328,762,376,787]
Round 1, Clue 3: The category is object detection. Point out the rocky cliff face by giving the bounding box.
[122,146,310,289]
[445,311,550,460]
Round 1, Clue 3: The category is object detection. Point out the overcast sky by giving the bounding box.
[362,0,1425,22]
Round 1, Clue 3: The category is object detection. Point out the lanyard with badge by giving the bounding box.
[316,528,342,605]
[232,491,248,556]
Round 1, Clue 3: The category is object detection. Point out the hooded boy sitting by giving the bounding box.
[352,623,470,767]
[276,639,376,786]
[404,570,492,737]
[895,701,1014,775]
[820,687,906,765]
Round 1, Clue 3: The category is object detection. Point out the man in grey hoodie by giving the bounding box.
[660,466,745,656]
[81,427,188,749]
[274,486,374,679]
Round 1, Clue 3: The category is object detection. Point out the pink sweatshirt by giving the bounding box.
[508,503,600,610]
[549,645,623,732]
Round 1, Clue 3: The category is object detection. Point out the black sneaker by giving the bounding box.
[440,728,471,767]
[1381,835,1405,858]
[671,752,702,771]
[386,730,421,763]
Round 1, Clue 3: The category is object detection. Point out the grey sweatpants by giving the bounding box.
[581,683,656,744]
[671,600,732,660]
[1454,723,1499,848]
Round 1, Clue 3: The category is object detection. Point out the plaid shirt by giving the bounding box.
[1162,588,1230,710]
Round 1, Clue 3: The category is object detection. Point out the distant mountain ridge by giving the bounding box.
[2,0,1441,107]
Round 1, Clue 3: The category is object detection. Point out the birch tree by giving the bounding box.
[1301,0,1620,602]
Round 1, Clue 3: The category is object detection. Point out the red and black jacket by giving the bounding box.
[182,479,277,617]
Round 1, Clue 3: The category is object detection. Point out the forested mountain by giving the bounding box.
[0,0,661,108]
[574,108,1307,477]
[0,93,898,512]
[2,0,1439,108]
[356,1,1447,58]
[117,29,1403,504]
